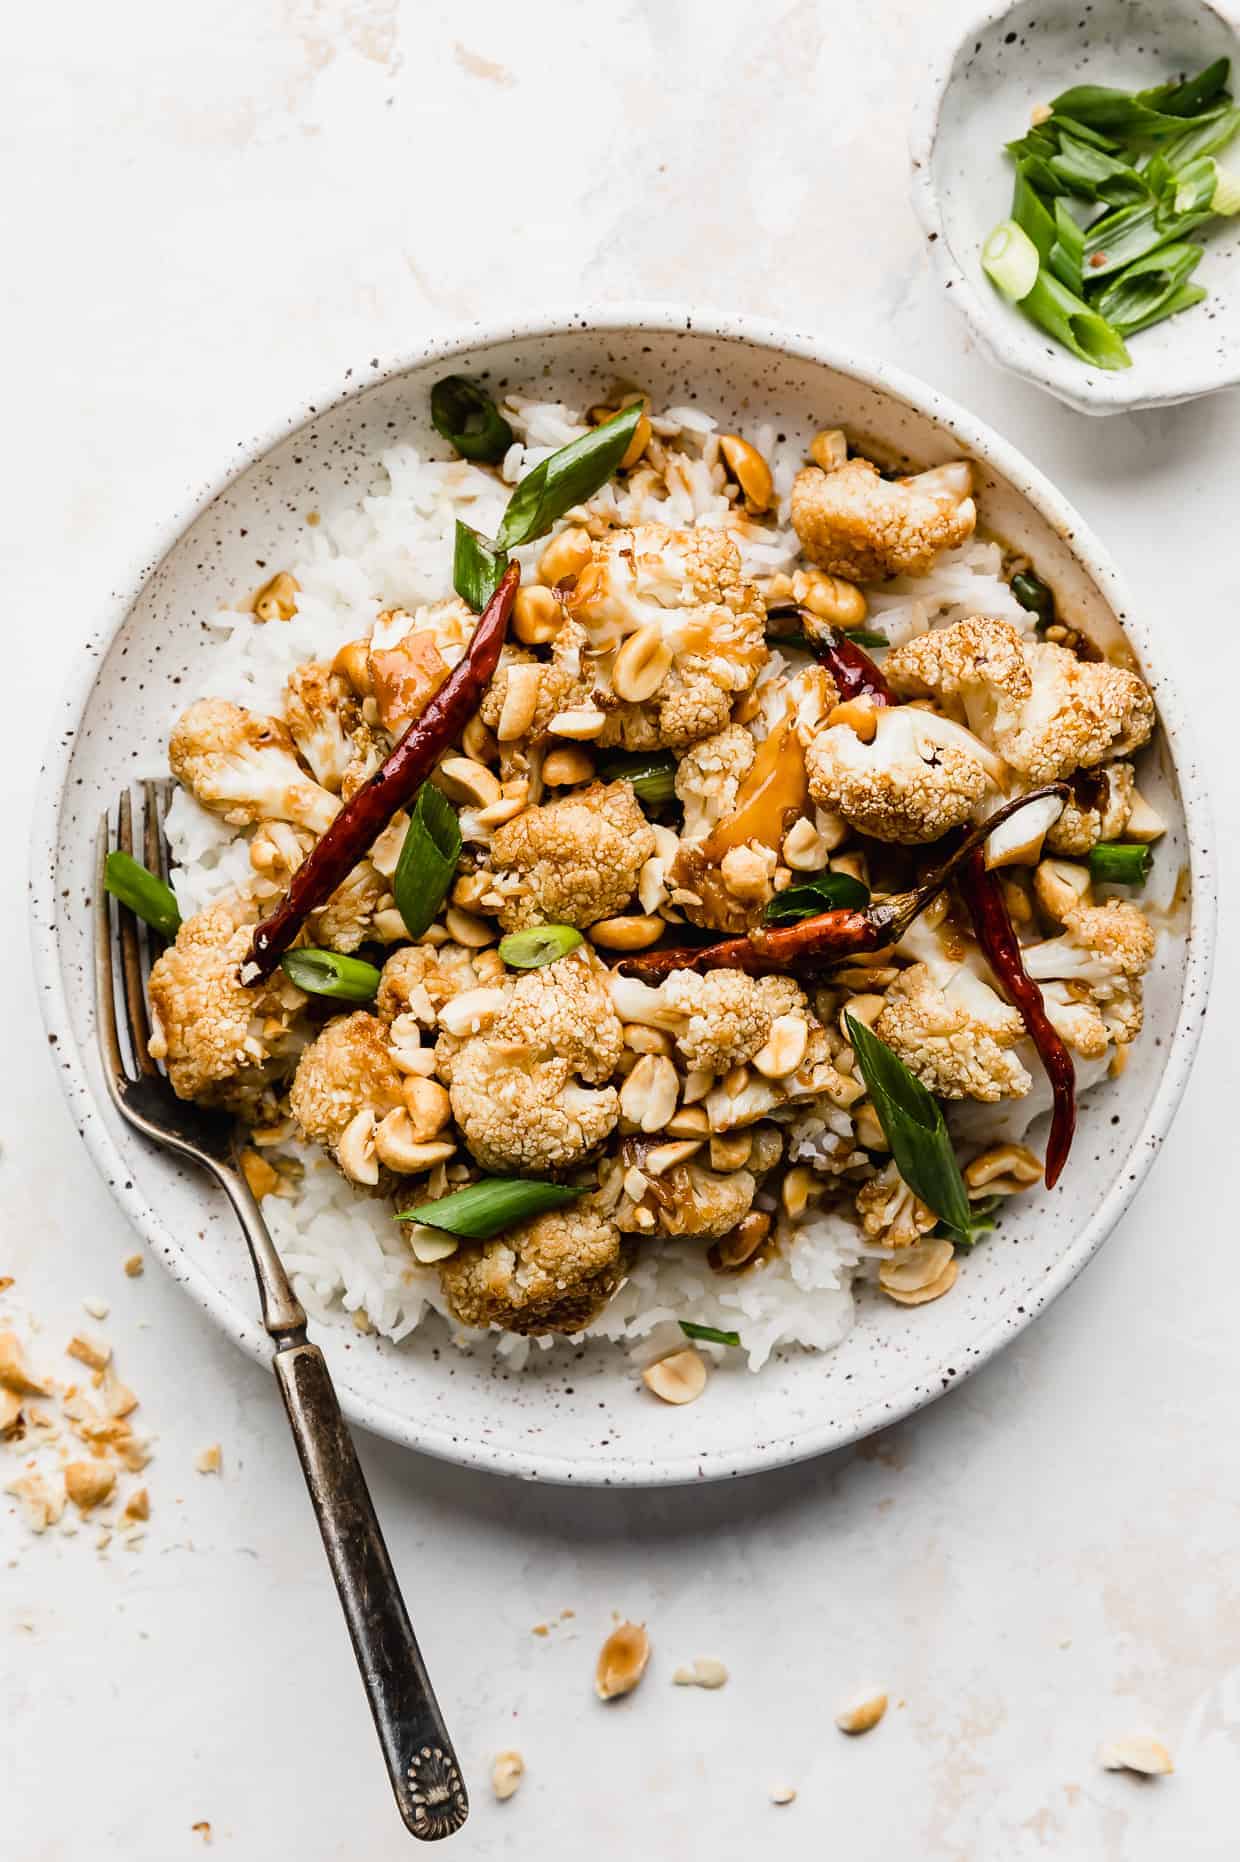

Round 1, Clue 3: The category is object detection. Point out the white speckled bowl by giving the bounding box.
[29,306,1215,1485]
[911,0,1240,414]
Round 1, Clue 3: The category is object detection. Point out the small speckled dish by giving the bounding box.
[911,0,1240,413]
[30,306,1215,1485]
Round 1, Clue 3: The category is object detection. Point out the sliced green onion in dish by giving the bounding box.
[498,924,584,970]
[1011,164,1059,263]
[495,403,643,552]
[845,1015,976,1250]
[398,1177,583,1239]
[1010,569,1056,629]
[280,948,381,1001]
[942,1194,1003,1252]
[1138,56,1231,121]
[103,851,182,939]
[1155,103,1240,177]
[1089,841,1153,886]
[393,781,462,940]
[1172,152,1240,217]
[430,376,514,464]
[679,1320,740,1347]
[1095,241,1203,332]
[1048,195,1087,295]
[1048,130,1146,205]
[982,219,1041,301]
[764,871,871,925]
[1081,197,1208,279]
[596,751,678,807]
[453,520,509,612]
[1121,279,1207,336]
[1017,268,1132,370]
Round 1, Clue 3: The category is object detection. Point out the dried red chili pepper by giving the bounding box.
[622,785,1069,982]
[766,605,892,704]
[958,847,1076,1189]
[242,563,520,982]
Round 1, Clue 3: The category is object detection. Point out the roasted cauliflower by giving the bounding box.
[1044,763,1135,856]
[282,662,360,793]
[437,1202,630,1336]
[147,894,306,1105]
[170,697,339,834]
[1023,899,1156,1045]
[874,962,1033,1102]
[289,1012,406,1157]
[791,458,976,583]
[805,704,993,844]
[488,780,655,930]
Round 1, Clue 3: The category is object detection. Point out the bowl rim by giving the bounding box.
[908,0,1240,415]
[29,300,1217,1485]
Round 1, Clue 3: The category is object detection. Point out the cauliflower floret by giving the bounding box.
[282,662,360,793]
[660,970,808,1073]
[616,1147,757,1239]
[806,704,991,844]
[886,618,1155,785]
[791,458,976,584]
[884,614,1031,741]
[445,949,624,1172]
[437,1202,630,1336]
[376,943,482,1025]
[874,963,1033,1102]
[340,721,389,801]
[147,894,306,1105]
[479,618,593,745]
[1044,763,1135,855]
[567,524,768,750]
[855,1161,937,1247]
[1022,899,1155,1044]
[308,860,390,954]
[673,724,755,842]
[288,1012,405,1155]
[489,780,656,930]
[1037,980,1110,1059]
[170,697,339,834]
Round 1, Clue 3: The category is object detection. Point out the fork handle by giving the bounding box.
[272,1338,469,1840]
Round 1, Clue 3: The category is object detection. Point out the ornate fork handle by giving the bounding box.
[221,1172,468,1841]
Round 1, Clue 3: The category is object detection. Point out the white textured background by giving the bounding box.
[6,2,1239,1856]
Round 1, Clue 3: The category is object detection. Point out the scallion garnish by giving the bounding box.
[103,851,182,939]
[1010,569,1056,629]
[498,925,583,970]
[596,750,678,807]
[982,219,1040,301]
[678,1320,741,1347]
[941,1193,1003,1252]
[430,376,514,464]
[453,522,509,614]
[393,782,462,939]
[1088,841,1153,886]
[1095,241,1203,332]
[845,1015,976,1249]
[280,948,382,1001]
[763,871,870,925]
[398,1177,583,1239]
[1048,195,1087,294]
[1017,268,1133,369]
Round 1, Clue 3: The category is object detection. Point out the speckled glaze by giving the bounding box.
[29,306,1216,1486]
[911,0,1240,415]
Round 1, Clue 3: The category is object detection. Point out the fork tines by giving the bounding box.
[96,780,175,1089]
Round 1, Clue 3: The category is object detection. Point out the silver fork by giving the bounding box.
[94,782,468,1842]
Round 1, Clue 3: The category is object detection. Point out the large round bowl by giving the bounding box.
[30,307,1215,1486]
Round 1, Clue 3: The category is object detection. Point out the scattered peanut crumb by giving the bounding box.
[82,1297,110,1321]
[491,1750,525,1801]
[0,1331,49,1397]
[0,1278,13,1293]
[0,1389,23,1435]
[191,1822,213,1843]
[66,1332,110,1373]
[770,1785,797,1806]
[122,1486,150,1523]
[531,1623,550,1638]
[65,1460,116,1513]
[6,1471,64,1532]
[123,1253,144,1278]
[836,1691,888,1735]
[96,1528,112,1552]
[196,1444,222,1475]
[561,1607,575,1620]
[641,1348,707,1406]
[596,1622,651,1700]
[672,1657,729,1689]
[1098,1735,1174,1776]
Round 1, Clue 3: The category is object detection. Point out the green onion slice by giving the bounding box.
[103,851,182,939]
[596,751,678,807]
[943,1194,1003,1252]
[1174,152,1240,216]
[1088,841,1153,886]
[430,376,514,464]
[1010,570,1056,629]
[1120,279,1207,336]
[982,219,1041,301]
[495,403,642,551]
[764,871,870,925]
[1017,268,1132,370]
[845,1015,975,1249]
[1137,56,1231,120]
[1048,130,1147,205]
[1048,195,1087,295]
[453,520,509,613]
[398,1177,583,1239]
[1157,103,1240,176]
[679,1320,740,1347]
[1011,163,1059,263]
[1095,241,1203,332]
[280,948,381,1001]
[393,782,462,940]
[1082,197,1207,278]
[498,924,583,970]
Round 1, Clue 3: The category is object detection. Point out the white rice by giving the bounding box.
[164,397,1050,1370]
